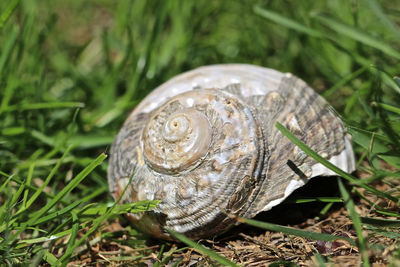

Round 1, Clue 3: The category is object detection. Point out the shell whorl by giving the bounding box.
[108,64,355,240]
[142,98,212,174]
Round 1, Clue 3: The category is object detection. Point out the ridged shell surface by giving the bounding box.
[108,64,355,240]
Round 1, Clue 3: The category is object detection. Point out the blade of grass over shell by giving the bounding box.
[253,6,324,38]
[338,179,370,267]
[237,217,356,246]
[314,14,400,59]
[167,229,239,267]
[276,121,399,202]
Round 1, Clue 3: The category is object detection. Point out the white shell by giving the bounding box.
[108,64,355,240]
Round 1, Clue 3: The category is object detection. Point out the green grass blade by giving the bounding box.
[42,249,58,265]
[29,153,106,223]
[153,244,165,267]
[275,121,399,202]
[238,217,356,246]
[338,179,370,267]
[361,217,400,228]
[1,126,25,136]
[67,135,114,149]
[0,77,19,114]
[78,187,106,204]
[23,146,72,211]
[20,163,35,210]
[17,230,69,245]
[294,197,342,204]
[320,202,335,216]
[376,210,400,217]
[347,127,400,169]
[0,173,13,194]
[65,211,79,258]
[364,0,400,40]
[15,153,106,238]
[315,254,327,267]
[0,101,85,113]
[323,66,368,98]
[0,26,18,76]
[31,200,83,226]
[371,102,400,115]
[0,0,19,27]
[56,167,146,264]
[167,229,239,267]
[394,77,400,88]
[10,183,25,208]
[370,67,400,95]
[78,200,161,217]
[354,189,400,218]
[315,14,400,59]
[254,6,324,38]
[7,175,68,205]
[269,261,299,267]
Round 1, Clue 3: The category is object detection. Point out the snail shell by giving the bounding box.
[108,64,355,240]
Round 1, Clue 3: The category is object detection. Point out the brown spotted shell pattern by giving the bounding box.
[108,64,355,240]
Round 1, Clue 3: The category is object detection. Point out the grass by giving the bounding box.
[0,0,399,266]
